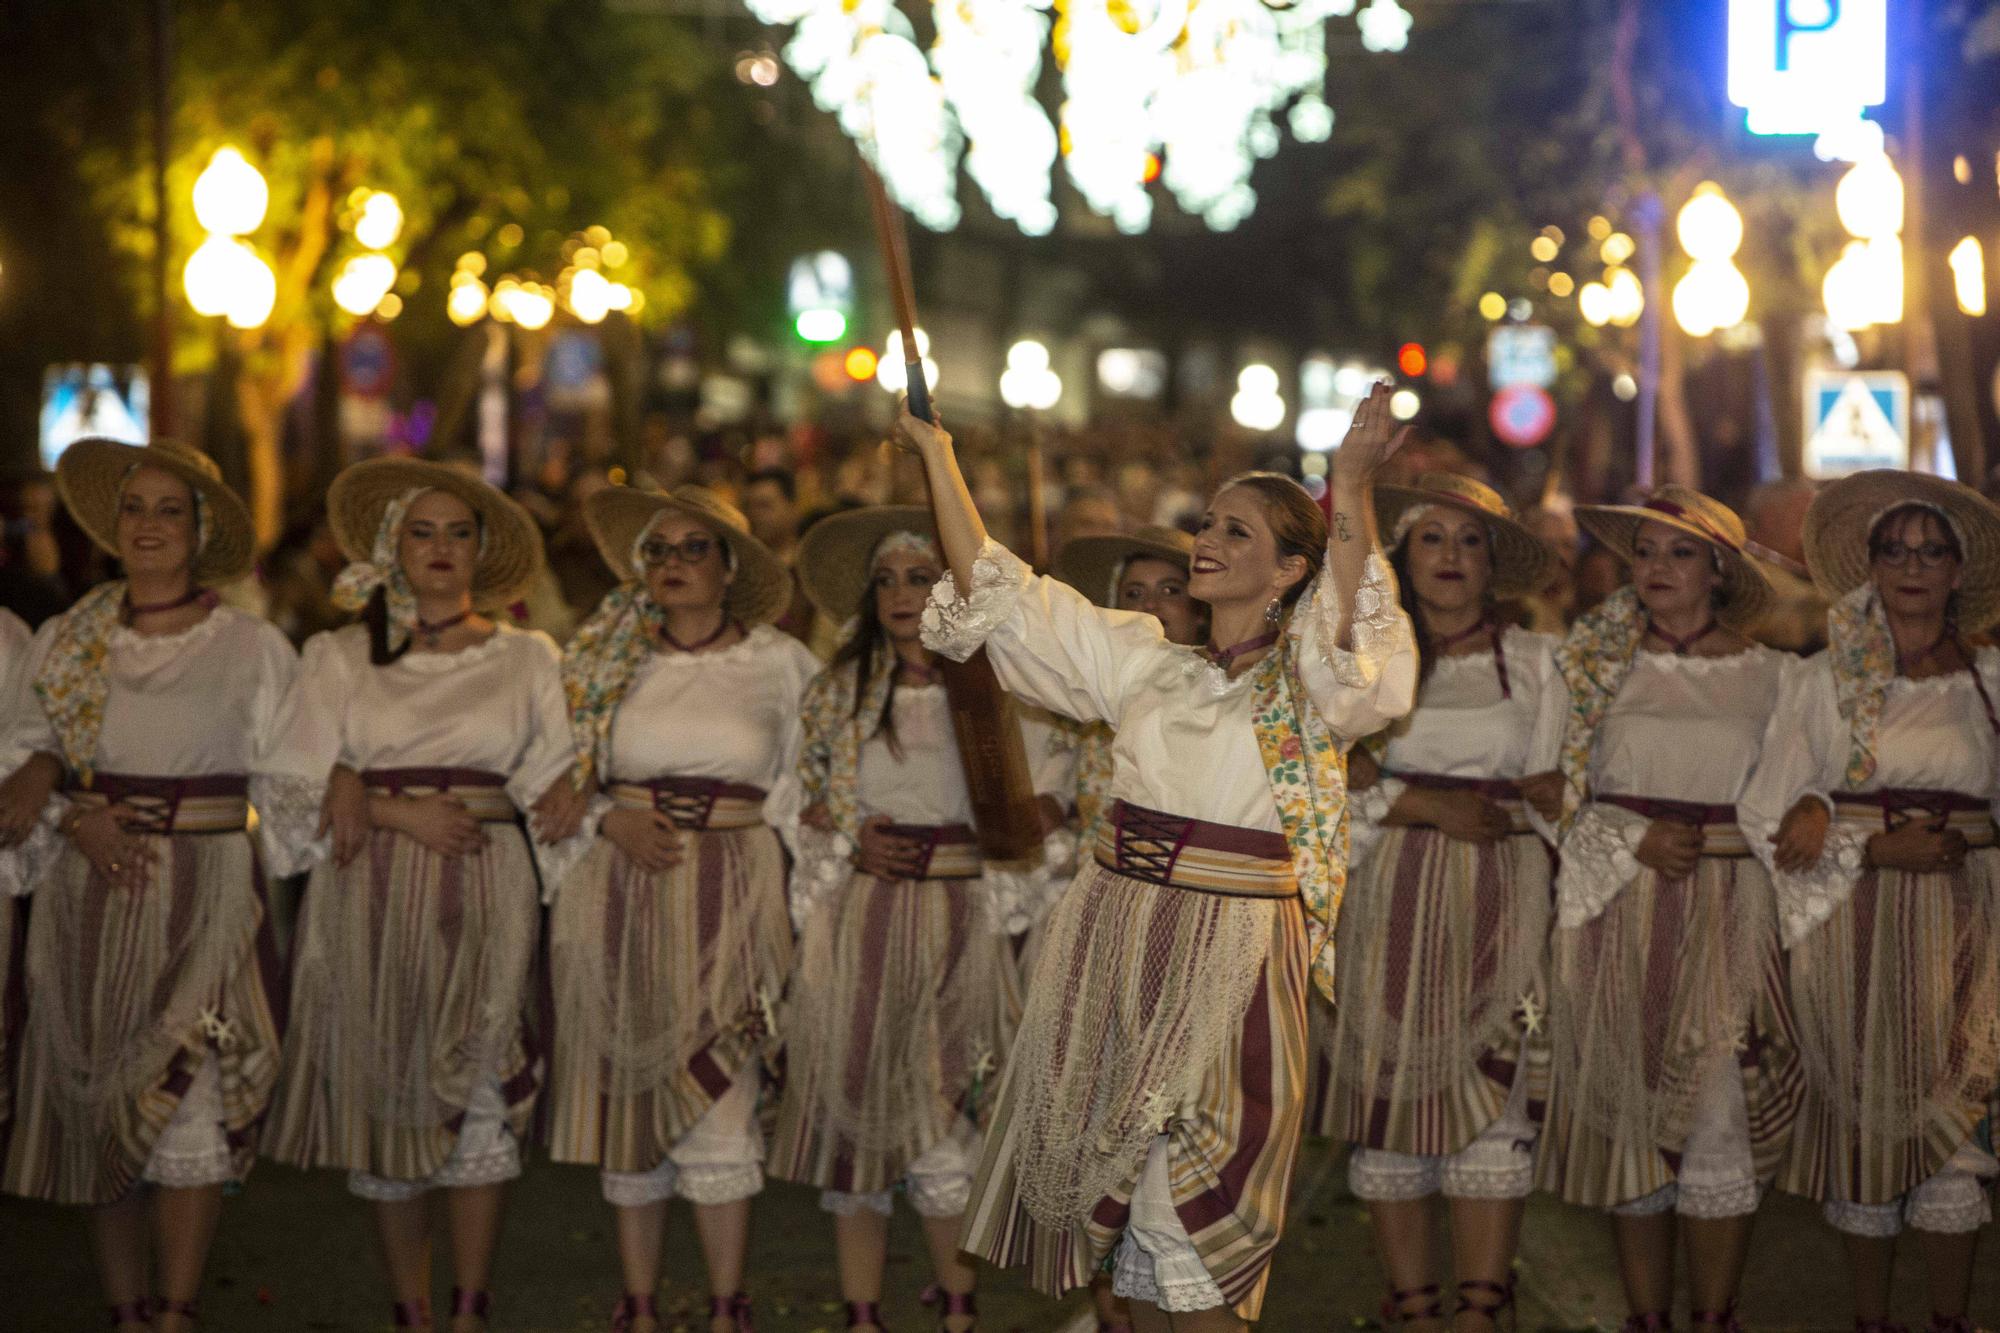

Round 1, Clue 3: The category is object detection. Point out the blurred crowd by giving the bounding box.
[0,415,1953,657]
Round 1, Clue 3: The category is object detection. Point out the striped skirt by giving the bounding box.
[0,894,19,1129]
[960,801,1309,1322]
[266,773,541,1182]
[2,777,282,1204]
[768,824,1017,1196]
[1782,809,2000,1206]
[1317,816,1551,1153]
[546,782,792,1173]
[1538,828,1800,1209]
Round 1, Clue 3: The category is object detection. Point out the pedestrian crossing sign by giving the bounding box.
[1803,369,1908,477]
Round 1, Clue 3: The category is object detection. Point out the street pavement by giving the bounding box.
[2,1137,1994,1329]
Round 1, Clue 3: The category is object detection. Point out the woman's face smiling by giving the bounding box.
[1189,486,1302,611]
[116,465,198,580]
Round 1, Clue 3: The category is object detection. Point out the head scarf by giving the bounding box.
[32,467,215,784]
[329,487,491,652]
[1550,584,1648,833]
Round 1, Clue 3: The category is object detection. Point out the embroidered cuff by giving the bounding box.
[921,539,1031,662]
[1554,801,1648,928]
[1347,775,1405,866]
[789,825,855,934]
[1302,552,1414,688]
[1772,815,1870,949]
[250,774,328,878]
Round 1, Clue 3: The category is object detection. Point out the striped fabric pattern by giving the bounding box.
[1097,801,1298,899]
[2,832,282,1204]
[545,822,792,1172]
[1782,845,2000,1206]
[959,867,1310,1323]
[266,814,542,1182]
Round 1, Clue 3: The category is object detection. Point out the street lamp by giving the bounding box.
[191,147,268,237]
[1230,364,1285,432]
[1672,182,1749,337]
[999,339,1061,410]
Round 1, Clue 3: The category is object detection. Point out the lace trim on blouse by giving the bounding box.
[1554,800,1649,928]
[922,540,1033,662]
[250,773,330,879]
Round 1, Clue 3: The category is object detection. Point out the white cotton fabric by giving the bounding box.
[346,1073,520,1200]
[1346,1074,1539,1202]
[920,540,1417,832]
[142,1051,232,1188]
[1740,646,2000,946]
[256,622,574,876]
[604,626,820,792]
[1603,1045,1760,1219]
[0,608,30,705]
[817,1120,980,1218]
[1820,1135,1998,1237]
[600,1063,767,1207]
[1556,647,1790,926]
[1110,1135,1230,1312]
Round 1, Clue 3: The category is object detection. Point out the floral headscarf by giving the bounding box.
[1550,584,1648,833]
[330,487,425,650]
[32,467,215,784]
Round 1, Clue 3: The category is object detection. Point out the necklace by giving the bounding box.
[125,587,209,617]
[416,609,473,647]
[660,615,737,653]
[1204,628,1280,671]
[897,658,943,686]
[1428,617,1493,654]
[1896,630,1952,676]
[1646,616,1715,656]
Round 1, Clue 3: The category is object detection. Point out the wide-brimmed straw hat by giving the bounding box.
[585,483,790,625]
[1577,484,1773,628]
[55,438,255,584]
[1055,526,1195,608]
[329,456,543,610]
[1803,469,2000,634]
[1373,473,1555,599]
[797,505,939,621]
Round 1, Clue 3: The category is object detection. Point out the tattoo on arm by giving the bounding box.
[1334,512,1352,543]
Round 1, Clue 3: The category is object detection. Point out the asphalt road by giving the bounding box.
[2,1137,1993,1330]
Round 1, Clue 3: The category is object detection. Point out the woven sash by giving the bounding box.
[608,776,768,831]
[1390,770,1533,835]
[1599,793,1751,858]
[65,772,249,834]
[1832,788,1997,849]
[361,767,516,823]
[1093,798,1299,899]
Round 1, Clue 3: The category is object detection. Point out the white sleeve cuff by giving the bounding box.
[921,540,1032,663]
[1555,801,1649,928]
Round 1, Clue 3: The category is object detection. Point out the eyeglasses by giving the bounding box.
[640,535,717,566]
[1871,541,1958,569]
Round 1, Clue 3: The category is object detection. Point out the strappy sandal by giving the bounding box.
[1382,1283,1445,1326]
[392,1297,433,1328]
[1456,1278,1515,1333]
[153,1298,200,1328]
[1928,1317,1974,1333]
[107,1299,152,1329]
[449,1287,490,1327]
[611,1293,659,1331]
[932,1290,976,1330]
[711,1291,756,1331]
[845,1300,887,1329]
[1690,1304,1743,1333]
[1621,1314,1673,1333]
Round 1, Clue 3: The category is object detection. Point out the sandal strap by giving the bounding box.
[156,1298,200,1319]
[712,1292,756,1331]
[1622,1315,1674,1333]
[1691,1306,1741,1333]
[1457,1278,1514,1313]
[392,1298,434,1328]
[450,1287,491,1318]
[108,1300,153,1327]
[936,1289,976,1316]
[846,1301,886,1329]
[1383,1283,1445,1323]
[613,1293,660,1330]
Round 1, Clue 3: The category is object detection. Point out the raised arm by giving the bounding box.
[893,409,988,597]
[1326,381,1408,648]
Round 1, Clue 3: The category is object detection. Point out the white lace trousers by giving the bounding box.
[1822,1136,1999,1237]
[1609,1047,1759,1220]
[142,1052,233,1189]
[601,1063,765,1208]
[347,1074,520,1201]
[1110,1135,1230,1313]
[1348,1074,1537,1202]
[820,1122,977,1219]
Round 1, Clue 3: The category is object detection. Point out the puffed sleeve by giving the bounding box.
[254,627,358,876]
[759,634,825,860]
[242,621,302,859]
[922,539,1173,727]
[1521,631,1570,847]
[506,631,578,812]
[1290,552,1419,741]
[0,619,66,898]
[1737,652,1869,947]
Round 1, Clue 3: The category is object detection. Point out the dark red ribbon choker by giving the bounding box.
[1646,616,1715,656]
[125,587,212,617]
[1204,629,1280,670]
[416,609,473,646]
[660,616,739,654]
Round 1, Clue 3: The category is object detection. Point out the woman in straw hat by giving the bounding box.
[908,382,1417,1333]
[1737,471,2000,1333]
[1535,484,1799,1333]
[0,439,291,1333]
[1047,524,1205,1333]
[257,456,578,1332]
[545,485,818,1333]
[768,504,1068,1333]
[1318,473,1564,1331]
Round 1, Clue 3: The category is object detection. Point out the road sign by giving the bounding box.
[340,326,394,398]
[1490,384,1556,448]
[1728,0,1887,138]
[1804,369,1907,477]
[1487,324,1557,390]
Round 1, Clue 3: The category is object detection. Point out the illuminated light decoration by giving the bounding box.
[1000,338,1062,409]
[1612,373,1638,402]
[1673,183,1749,337]
[1587,215,1612,240]
[1548,272,1575,298]
[747,0,1402,235]
[447,277,490,326]
[1949,237,1986,318]
[1230,363,1286,432]
[568,267,615,324]
[191,147,269,236]
[1396,342,1427,377]
[375,292,404,321]
[508,285,556,332]
[223,251,276,330]
[184,236,252,318]
[1727,0,1886,146]
[1529,235,1559,264]
[1813,116,1884,164]
[606,283,635,312]
[333,254,399,317]
[601,240,630,268]
[1508,298,1534,321]
[1600,231,1636,266]
[1824,151,1905,330]
[1605,266,1645,327]
[1389,388,1420,420]
[1478,292,1507,321]
[1295,408,1350,451]
[1098,347,1168,398]
[1835,152,1903,239]
[1578,281,1613,327]
[457,252,488,278]
[795,307,848,342]
[1676,184,1743,261]
[844,346,880,381]
[354,192,404,250]
[876,327,940,393]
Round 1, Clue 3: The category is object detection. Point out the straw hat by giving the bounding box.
[1802,469,2000,634]
[1055,526,1196,608]
[1576,484,1772,627]
[328,456,543,610]
[797,505,939,621]
[585,483,790,625]
[55,438,255,584]
[1373,473,1555,599]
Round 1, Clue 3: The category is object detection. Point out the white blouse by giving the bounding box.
[1739,647,2000,946]
[0,609,29,713]
[259,622,573,876]
[0,604,297,896]
[922,540,1417,835]
[605,625,820,792]
[1353,626,1565,854]
[1557,646,1791,927]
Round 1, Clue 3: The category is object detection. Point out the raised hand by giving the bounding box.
[1332,381,1413,484]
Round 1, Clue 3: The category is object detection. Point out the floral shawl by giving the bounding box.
[798,648,898,844]
[1550,584,1647,834]
[1827,583,1897,788]
[1067,718,1117,853]
[1247,628,1353,1006]
[29,581,127,785]
[560,582,669,786]
[329,488,425,651]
